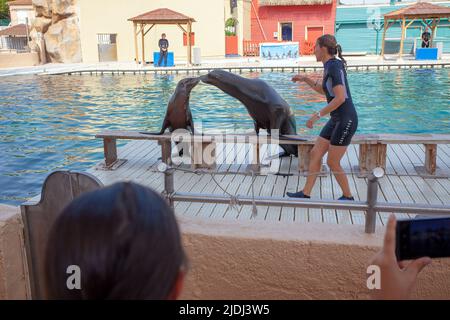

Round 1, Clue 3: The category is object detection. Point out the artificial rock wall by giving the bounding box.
[30,0,82,63]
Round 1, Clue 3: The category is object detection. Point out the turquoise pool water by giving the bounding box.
[1,69,449,205]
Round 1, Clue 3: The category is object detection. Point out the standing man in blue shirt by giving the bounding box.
[421,27,431,48]
[158,33,169,67]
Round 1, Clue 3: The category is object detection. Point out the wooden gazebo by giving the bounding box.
[381,2,450,58]
[128,8,196,65]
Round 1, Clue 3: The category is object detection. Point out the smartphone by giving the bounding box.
[396,217,450,260]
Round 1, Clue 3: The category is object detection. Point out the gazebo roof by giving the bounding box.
[384,2,450,20]
[128,8,196,24]
[6,0,32,6]
[0,24,27,36]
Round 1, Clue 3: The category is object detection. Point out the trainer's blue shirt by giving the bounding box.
[322,58,357,120]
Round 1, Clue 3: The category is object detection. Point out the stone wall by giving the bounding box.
[0,52,40,68]
[1,205,449,300]
[30,0,82,63]
[179,217,450,300]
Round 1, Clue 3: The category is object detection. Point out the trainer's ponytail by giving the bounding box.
[317,35,348,69]
[336,44,347,69]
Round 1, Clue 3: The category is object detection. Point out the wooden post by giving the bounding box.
[376,144,387,170]
[141,23,145,65]
[133,22,138,64]
[430,19,438,48]
[358,143,387,176]
[246,135,261,172]
[399,17,406,58]
[253,142,260,165]
[187,22,192,66]
[359,144,370,175]
[103,138,118,167]
[424,144,437,175]
[159,140,172,165]
[405,19,415,33]
[380,18,388,56]
[298,145,313,173]
[191,141,216,169]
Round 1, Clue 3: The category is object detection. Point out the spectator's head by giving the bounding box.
[45,182,187,300]
[315,34,347,67]
[162,33,166,39]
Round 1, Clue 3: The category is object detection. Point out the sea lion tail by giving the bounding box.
[139,131,163,136]
[279,135,308,142]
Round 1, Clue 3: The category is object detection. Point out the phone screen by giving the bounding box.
[396,217,450,260]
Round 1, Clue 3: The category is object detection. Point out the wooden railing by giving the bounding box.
[244,40,316,57]
[243,40,260,56]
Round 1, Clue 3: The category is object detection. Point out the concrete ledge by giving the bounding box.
[1,203,449,300]
[179,216,450,300]
[0,52,40,69]
[0,204,29,299]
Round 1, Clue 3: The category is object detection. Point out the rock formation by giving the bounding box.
[30,0,82,63]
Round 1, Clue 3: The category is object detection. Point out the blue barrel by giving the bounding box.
[153,52,175,67]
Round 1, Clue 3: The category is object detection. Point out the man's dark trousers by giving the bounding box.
[158,50,168,67]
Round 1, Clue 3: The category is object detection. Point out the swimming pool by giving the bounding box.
[1,69,449,205]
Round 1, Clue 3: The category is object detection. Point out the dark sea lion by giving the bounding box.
[145,77,200,135]
[200,69,303,157]
[141,77,200,156]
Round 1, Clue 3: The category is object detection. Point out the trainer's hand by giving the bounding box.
[368,215,432,300]
[292,74,307,83]
[306,114,319,129]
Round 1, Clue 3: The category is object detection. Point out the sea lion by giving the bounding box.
[200,69,303,157]
[141,77,200,156]
[155,77,200,134]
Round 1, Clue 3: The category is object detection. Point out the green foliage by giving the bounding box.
[225,18,237,28]
[0,0,10,20]
[225,18,237,36]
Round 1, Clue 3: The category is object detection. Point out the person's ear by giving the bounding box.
[167,271,185,300]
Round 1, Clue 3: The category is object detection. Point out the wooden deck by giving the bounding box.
[87,140,450,226]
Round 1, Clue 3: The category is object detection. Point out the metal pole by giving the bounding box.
[375,29,379,55]
[172,192,369,211]
[170,192,450,215]
[365,168,384,233]
[25,18,30,52]
[157,165,450,226]
[159,163,175,209]
[375,203,450,215]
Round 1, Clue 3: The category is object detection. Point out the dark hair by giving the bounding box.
[317,34,347,68]
[45,182,187,300]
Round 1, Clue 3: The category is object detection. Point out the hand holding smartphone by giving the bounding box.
[369,215,433,299]
[396,217,450,260]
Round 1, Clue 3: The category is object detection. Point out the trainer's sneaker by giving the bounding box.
[286,191,311,199]
[338,195,355,201]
